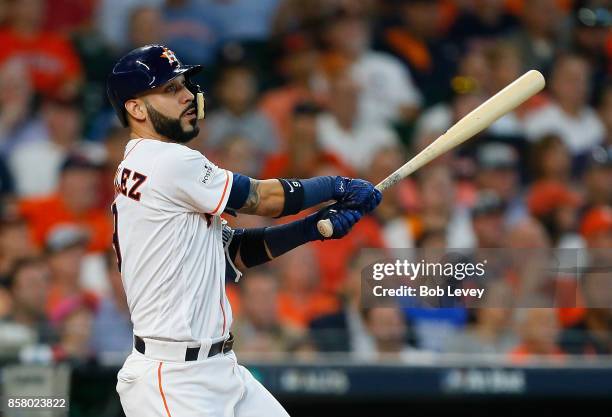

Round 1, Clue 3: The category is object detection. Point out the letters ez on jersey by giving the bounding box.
[115,167,147,201]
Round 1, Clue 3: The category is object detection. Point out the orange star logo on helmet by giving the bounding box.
[160,48,178,65]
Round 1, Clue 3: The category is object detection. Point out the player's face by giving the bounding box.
[143,75,199,143]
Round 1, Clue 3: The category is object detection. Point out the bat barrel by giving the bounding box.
[317,70,546,238]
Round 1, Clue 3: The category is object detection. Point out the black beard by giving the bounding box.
[145,102,199,144]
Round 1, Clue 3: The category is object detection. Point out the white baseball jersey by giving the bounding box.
[112,138,234,342]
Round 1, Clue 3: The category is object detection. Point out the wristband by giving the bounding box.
[229,228,270,268]
[277,179,305,217]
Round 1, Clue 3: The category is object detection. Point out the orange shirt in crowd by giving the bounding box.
[509,344,566,364]
[278,290,339,329]
[19,194,112,253]
[260,152,356,179]
[312,216,385,294]
[43,0,97,33]
[259,86,325,144]
[0,28,82,95]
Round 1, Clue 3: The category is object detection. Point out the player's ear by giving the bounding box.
[125,99,146,123]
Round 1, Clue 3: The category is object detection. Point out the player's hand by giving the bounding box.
[333,177,382,214]
[305,204,363,240]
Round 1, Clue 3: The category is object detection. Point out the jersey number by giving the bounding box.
[111,202,122,272]
[118,168,147,201]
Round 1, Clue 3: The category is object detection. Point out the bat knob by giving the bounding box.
[316,218,334,238]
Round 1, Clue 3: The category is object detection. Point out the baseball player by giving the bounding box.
[106,45,381,417]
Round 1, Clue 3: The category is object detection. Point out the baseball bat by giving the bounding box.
[317,69,546,237]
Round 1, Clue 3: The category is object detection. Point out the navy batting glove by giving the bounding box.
[333,177,382,214]
[304,204,363,241]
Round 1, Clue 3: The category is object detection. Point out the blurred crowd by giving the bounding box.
[0,0,611,366]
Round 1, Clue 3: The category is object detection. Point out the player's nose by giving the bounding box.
[179,87,195,104]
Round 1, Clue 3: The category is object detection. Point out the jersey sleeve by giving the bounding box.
[153,147,233,215]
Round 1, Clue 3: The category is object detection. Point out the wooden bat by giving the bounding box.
[317,69,546,237]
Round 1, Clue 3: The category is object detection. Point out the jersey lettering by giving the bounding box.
[117,167,148,202]
[128,171,147,201]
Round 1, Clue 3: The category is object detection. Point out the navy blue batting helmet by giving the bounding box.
[107,44,205,127]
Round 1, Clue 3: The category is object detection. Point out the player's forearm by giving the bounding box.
[228,174,344,218]
[228,207,362,271]
[237,178,284,217]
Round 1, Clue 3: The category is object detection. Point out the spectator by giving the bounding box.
[0,209,36,281]
[528,134,572,182]
[471,191,507,248]
[475,142,526,225]
[43,0,98,34]
[162,0,222,66]
[414,79,486,147]
[18,154,112,253]
[416,165,474,249]
[310,207,386,294]
[569,4,610,94]
[446,280,517,354]
[0,257,55,356]
[96,0,163,50]
[509,308,565,363]
[506,216,551,249]
[276,245,339,329]
[376,0,456,106]
[317,71,400,172]
[508,0,564,72]
[598,84,612,146]
[560,272,612,355]
[321,7,422,126]
[580,206,612,250]
[50,293,97,363]
[232,270,302,358]
[213,134,259,178]
[261,101,354,179]
[581,146,612,208]
[271,0,331,36]
[309,252,377,354]
[449,0,519,49]
[0,59,38,157]
[259,31,325,143]
[90,251,133,361]
[483,41,528,137]
[44,225,99,315]
[0,0,82,95]
[127,5,164,50]
[203,65,279,173]
[360,307,416,361]
[505,217,556,303]
[527,180,583,248]
[524,54,605,157]
[9,93,104,197]
[201,0,281,43]
[365,145,415,249]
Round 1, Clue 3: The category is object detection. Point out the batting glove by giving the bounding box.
[304,204,363,240]
[333,177,382,214]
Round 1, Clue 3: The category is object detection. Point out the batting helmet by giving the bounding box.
[107,44,205,127]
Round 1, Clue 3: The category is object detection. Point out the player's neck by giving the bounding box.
[130,124,170,142]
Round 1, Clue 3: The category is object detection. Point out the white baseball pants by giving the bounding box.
[117,344,290,417]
